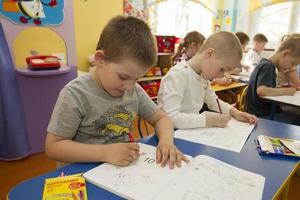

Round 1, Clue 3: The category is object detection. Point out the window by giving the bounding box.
[153,0,213,38]
[254,2,292,47]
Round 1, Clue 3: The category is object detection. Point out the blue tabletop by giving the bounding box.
[8,118,300,200]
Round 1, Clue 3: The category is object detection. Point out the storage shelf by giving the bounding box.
[157,52,173,56]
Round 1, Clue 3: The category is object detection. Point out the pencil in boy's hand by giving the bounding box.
[128,132,135,143]
[216,98,222,114]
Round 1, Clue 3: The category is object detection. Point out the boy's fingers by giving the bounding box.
[176,152,182,167]
[156,148,162,163]
[129,143,140,151]
[168,149,176,169]
[160,148,169,167]
[129,150,139,160]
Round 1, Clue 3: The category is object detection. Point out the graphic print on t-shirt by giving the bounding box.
[93,105,135,143]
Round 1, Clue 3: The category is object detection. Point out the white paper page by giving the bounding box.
[174,119,255,152]
[239,71,251,77]
[155,155,265,200]
[263,91,300,107]
[231,75,250,82]
[83,143,192,200]
[280,139,300,155]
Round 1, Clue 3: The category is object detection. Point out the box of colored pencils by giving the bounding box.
[42,173,87,200]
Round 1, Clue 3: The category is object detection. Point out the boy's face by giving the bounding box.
[201,48,241,80]
[278,51,300,72]
[254,41,266,52]
[94,51,149,97]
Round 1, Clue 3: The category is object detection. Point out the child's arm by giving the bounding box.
[229,107,257,125]
[145,109,189,169]
[257,85,296,96]
[285,70,300,88]
[45,133,140,166]
[227,67,242,75]
[211,77,232,86]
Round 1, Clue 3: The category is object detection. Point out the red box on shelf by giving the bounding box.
[155,35,175,53]
[26,55,61,70]
[140,81,161,97]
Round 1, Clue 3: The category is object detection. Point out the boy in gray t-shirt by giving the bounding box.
[46,16,188,169]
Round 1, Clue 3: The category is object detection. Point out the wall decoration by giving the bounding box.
[124,0,148,21]
[0,0,64,26]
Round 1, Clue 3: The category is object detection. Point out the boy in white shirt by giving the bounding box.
[244,33,268,72]
[158,31,257,129]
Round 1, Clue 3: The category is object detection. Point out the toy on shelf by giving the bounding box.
[156,35,175,53]
[144,67,162,77]
[152,67,162,76]
[26,55,60,70]
[139,80,161,98]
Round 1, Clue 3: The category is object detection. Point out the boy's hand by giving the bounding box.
[156,142,189,169]
[242,65,251,72]
[205,112,231,127]
[283,87,296,95]
[104,143,140,166]
[230,109,257,125]
[217,77,232,86]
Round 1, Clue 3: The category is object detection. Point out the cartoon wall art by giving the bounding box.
[0,0,64,26]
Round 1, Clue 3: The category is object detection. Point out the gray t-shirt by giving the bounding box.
[47,74,158,144]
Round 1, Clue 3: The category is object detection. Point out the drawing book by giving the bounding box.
[174,119,255,153]
[42,174,88,200]
[83,143,265,200]
[256,135,300,159]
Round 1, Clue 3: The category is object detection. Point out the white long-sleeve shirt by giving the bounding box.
[157,61,233,129]
[243,48,261,72]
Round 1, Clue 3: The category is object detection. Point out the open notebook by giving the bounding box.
[83,143,265,200]
[263,91,300,107]
[174,119,255,153]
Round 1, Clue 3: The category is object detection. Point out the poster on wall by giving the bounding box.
[0,0,64,26]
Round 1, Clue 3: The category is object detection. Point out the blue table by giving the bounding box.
[8,119,300,200]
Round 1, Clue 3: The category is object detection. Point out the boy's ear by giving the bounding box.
[281,49,292,57]
[204,48,215,59]
[94,50,105,66]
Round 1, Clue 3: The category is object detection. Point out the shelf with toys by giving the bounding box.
[138,35,176,100]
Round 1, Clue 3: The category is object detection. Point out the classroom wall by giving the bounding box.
[73,0,123,71]
[13,27,67,68]
[0,1,77,68]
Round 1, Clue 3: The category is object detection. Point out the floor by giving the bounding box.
[1,118,299,200]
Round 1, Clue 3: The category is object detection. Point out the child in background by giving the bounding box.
[276,34,300,115]
[45,16,188,169]
[246,34,300,125]
[235,32,251,73]
[172,31,232,86]
[277,35,300,88]
[244,33,268,72]
[172,31,206,66]
[158,31,257,129]
[235,32,250,50]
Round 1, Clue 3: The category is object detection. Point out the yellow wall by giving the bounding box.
[73,0,123,71]
[13,27,67,68]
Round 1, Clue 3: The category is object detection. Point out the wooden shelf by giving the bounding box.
[138,76,163,82]
[157,52,174,56]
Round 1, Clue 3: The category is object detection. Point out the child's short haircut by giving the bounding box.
[277,34,300,56]
[235,32,249,46]
[199,31,243,60]
[96,15,157,68]
[253,33,268,43]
